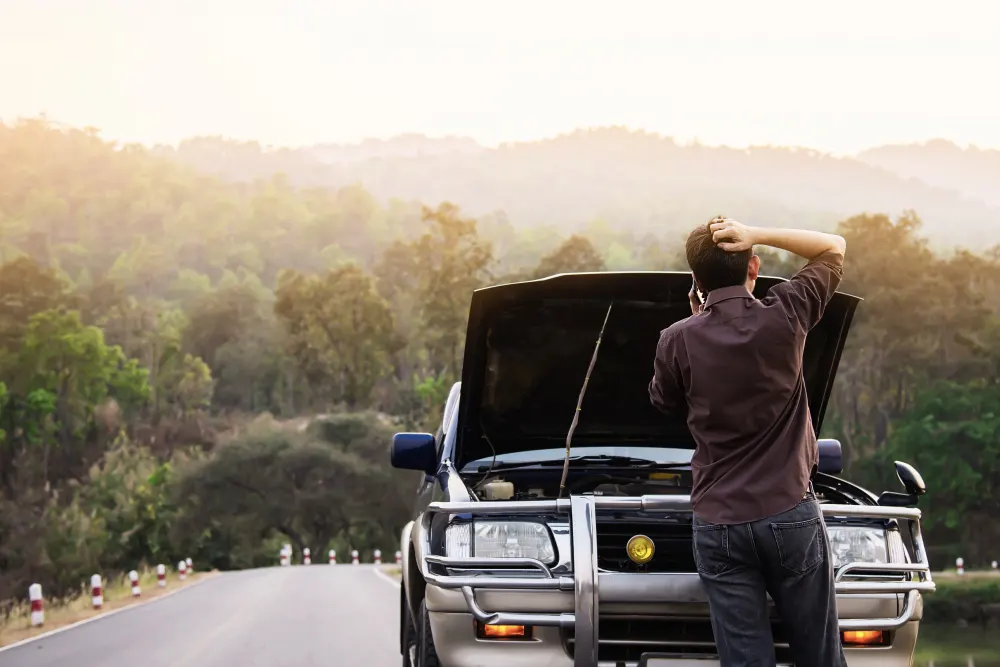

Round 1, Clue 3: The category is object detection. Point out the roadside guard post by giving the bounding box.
[178,560,187,580]
[91,574,103,609]
[29,583,44,627]
[279,547,289,566]
[395,550,402,566]
[157,563,166,587]
[129,570,141,597]
[957,557,965,575]
[351,549,359,565]
[186,557,193,574]
[329,549,336,564]
[303,547,311,565]
[373,549,382,565]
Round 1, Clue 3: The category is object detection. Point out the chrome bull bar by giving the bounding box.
[422,494,934,667]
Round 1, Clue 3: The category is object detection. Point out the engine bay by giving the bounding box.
[472,471,691,502]
[468,470,871,506]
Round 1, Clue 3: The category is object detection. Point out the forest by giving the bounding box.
[158,129,1000,251]
[1,118,999,610]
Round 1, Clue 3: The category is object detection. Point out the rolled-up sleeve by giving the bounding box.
[770,251,844,332]
[649,330,685,415]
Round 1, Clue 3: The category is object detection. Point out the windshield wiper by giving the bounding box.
[475,455,690,473]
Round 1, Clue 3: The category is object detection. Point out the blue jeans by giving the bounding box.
[692,493,847,667]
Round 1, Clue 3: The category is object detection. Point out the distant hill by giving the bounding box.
[309,134,485,164]
[156,128,1000,250]
[858,139,1000,209]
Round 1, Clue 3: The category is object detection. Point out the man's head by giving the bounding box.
[685,219,760,295]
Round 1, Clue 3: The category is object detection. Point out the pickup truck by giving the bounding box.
[391,271,934,667]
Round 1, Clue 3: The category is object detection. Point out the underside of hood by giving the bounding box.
[454,271,860,470]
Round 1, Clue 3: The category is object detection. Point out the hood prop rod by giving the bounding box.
[558,301,614,499]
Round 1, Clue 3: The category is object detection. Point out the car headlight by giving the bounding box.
[827,526,888,570]
[445,520,556,562]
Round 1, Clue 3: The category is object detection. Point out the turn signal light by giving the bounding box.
[841,630,888,646]
[474,621,531,639]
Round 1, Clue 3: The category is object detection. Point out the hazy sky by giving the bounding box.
[2,0,997,153]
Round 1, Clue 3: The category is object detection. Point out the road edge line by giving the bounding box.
[0,573,222,653]
[373,567,401,588]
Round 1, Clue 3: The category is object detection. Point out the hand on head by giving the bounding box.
[709,217,755,253]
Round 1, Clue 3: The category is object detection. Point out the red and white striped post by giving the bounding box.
[303,548,311,565]
[129,570,141,597]
[29,583,44,627]
[279,548,288,566]
[186,558,193,575]
[329,549,336,564]
[395,550,402,566]
[373,549,382,565]
[91,574,103,609]
[351,549,359,565]
[157,564,166,587]
[956,557,965,576]
[992,560,998,571]
[178,560,187,581]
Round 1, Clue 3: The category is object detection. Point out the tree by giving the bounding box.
[0,304,149,506]
[10,310,149,471]
[529,234,606,279]
[0,381,6,445]
[407,203,494,377]
[78,436,177,569]
[830,212,992,464]
[0,257,75,359]
[158,354,215,417]
[878,379,1000,564]
[275,265,399,409]
[183,281,282,411]
[169,424,396,568]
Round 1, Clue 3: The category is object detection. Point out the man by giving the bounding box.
[649,217,848,667]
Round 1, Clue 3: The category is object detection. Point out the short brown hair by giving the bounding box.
[685,220,752,293]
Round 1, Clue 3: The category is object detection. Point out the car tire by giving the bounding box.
[418,598,440,667]
[401,587,417,667]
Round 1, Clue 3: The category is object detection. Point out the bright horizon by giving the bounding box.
[2,0,998,155]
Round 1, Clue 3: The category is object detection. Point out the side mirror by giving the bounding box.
[894,460,926,496]
[877,460,926,507]
[817,439,842,475]
[390,432,438,474]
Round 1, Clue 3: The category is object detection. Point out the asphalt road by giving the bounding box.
[0,565,401,667]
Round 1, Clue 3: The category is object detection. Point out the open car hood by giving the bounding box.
[454,271,860,470]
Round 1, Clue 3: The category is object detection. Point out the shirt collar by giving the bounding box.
[704,285,754,308]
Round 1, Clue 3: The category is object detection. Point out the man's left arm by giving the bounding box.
[649,332,685,414]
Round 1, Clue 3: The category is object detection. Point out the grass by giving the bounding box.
[933,569,1000,581]
[0,567,217,648]
[923,570,1000,624]
[914,623,1000,664]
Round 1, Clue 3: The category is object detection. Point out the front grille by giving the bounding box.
[596,513,696,573]
[564,616,795,663]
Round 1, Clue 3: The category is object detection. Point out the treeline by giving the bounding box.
[158,130,1000,250]
[1,119,999,609]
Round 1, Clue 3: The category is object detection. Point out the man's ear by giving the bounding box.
[748,255,761,281]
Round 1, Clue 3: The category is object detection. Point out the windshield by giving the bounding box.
[460,445,694,472]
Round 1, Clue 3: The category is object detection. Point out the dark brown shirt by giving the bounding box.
[649,251,844,525]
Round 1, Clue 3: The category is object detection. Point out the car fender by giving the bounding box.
[400,518,425,620]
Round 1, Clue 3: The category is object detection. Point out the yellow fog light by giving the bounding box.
[626,534,655,565]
